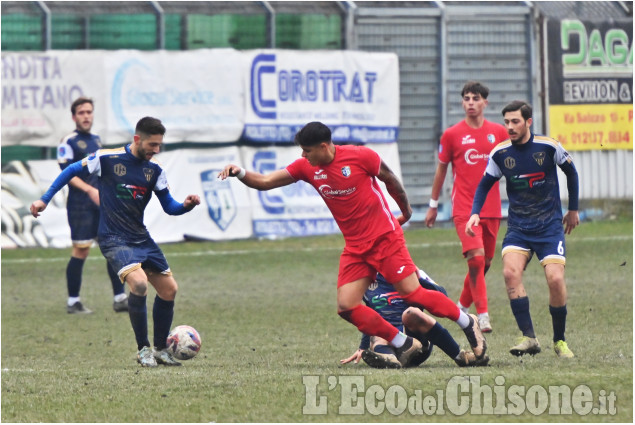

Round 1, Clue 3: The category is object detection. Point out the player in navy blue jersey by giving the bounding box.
[31,117,201,367]
[340,269,489,368]
[58,97,129,314]
[466,100,579,359]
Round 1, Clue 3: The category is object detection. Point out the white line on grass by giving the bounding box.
[2,235,631,264]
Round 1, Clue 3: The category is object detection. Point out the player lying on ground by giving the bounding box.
[341,270,489,368]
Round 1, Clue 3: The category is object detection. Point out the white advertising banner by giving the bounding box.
[1,50,245,146]
[240,143,403,238]
[242,50,400,143]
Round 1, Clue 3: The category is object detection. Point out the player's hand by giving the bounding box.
[396,214,409,226]
[30,200,47,218]
[465,214,480,237]
[340,349,364,365]
[563,210,579,235]
[217,165,242,180]
[183,195,201,210]
[87,187,100,206]
[424,208,437,228]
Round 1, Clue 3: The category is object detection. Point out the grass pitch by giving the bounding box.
[1,219,632,422]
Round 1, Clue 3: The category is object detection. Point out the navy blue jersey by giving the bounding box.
[484,133,576,232]
[83,144,170,243]
[359,270,447,349]
[57,130,102,208]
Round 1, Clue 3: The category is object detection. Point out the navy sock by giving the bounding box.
[549,305,567,342]
[424,322,461,359]
[373,344,395,355]
[510,297,536,338]
[66,257,85,298]
[107,263,124,296]
[128,293,150,350]
[153,295,174,350]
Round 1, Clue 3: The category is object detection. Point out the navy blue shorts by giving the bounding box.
[67,206,99,247]
[99,236,171,282]
[502,222,566,266]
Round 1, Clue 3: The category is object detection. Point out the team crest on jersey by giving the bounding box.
[77,141,87,150]
[200,169,236,231]
[341,166,351,177]
[504,157,516,169]
[532,152,546,166]
[487,134,496,144]
[143,168,154,182]
[114,163,127,176]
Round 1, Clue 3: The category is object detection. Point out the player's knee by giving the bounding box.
[402,307,435,332]
[128,280,148,296]
[161,282,178,301]
[502,264,521,283]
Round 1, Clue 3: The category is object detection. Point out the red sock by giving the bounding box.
[338,304,399,341]
[402,286,460,321]
[459,273,473,308]
[467,256,488,314]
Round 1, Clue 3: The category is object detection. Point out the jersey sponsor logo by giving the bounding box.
[116,184,147,200]
[114,163,127,176]
[461,135,476,144]
[532,152,546,166]
[465,149,489,165]
[510,172,546,189]
[318,184,356,199]
[341,166,352,177]
[504,157,516,169]
[314,169,327,180]
[201,169,236,231]
[487,134,496,144]
[371,292,403,309]
[143,168,155,182]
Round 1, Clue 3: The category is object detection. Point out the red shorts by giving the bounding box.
[453,216,500,259]
[337,230,417,288]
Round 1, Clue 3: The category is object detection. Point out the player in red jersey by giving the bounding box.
[425,81,509,333]
[218,121,487,366]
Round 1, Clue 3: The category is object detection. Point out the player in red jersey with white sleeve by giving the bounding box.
[219,121,487,367]
[425,81,509,333]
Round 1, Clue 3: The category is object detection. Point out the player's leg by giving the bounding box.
[502,233,541,356]
[121,266,157,367]
[66,244,93,314]
[537,233,573,358]
[108,261,129,312]
[402,307,488,367]
[361,335,401,369]
[148,271,181,366]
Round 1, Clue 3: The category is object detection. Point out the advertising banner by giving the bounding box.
[547,19,633,151]
[243,50,400,144]
[1,49,245,146]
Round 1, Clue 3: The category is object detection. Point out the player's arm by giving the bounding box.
[68,176,99,206]
[340,334,370,365]
[218,165,294,190]
[465,173,498,236]
[30,161,88,217]
[559,160,580,234]
[155,189,201,215]
[424,162,449,228]
[377,160,411,225]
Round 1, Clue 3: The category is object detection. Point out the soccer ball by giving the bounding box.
[166,325,201,360]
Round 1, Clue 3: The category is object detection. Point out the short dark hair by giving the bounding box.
[71,97,93,115]
[502,100,533,120]
[461,81,489,99]
[294,121,331,147]
[135,117,166,139]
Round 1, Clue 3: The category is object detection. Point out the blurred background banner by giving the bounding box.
[242,50,400,143]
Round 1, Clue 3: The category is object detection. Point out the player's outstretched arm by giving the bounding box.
[425,162,449,228]
[377,160,412,225]
[182,194,201,210]
[30,200,47,217]
[340,348,364,365]
[30,161,86,218]
[217,164,294,191]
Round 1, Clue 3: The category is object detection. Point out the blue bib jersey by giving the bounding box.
[57,130,102,245]
[472,133,579,265]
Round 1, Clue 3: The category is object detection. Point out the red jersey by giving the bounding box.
[439,119,508,218]
[286,145,400,245]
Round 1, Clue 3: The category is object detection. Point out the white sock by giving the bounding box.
[390,332,407,348]
[478,312,489,320]
[114,293,127,302]
[457,301,469,313]
[67,296,80,306]
[457,311,471,329]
